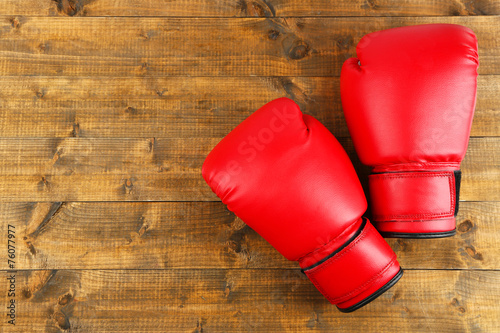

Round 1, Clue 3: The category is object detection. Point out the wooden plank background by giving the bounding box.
[0,0,499,332]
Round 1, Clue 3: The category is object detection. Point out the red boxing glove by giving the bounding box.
[203,98,402,312]
[341,24,478,238]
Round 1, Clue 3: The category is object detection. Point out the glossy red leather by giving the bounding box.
[369,171,457,234]
[341,24,478,237]
[203,98,401,311]
[303,221,399,310]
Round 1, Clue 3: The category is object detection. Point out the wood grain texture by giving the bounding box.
[461,137,500,201]
[0,16,499,77]
[0,137,495,201]
[0,0,498,331]
[0,269,498,332]
[1,0,500,17]
[0,75,498,138]
[0,201,498,270]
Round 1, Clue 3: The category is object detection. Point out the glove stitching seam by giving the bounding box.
[297,218,361,265]
[305,224,397,304]
[332,257,397,304]
[371,172,455,220]
[370,172,452,179]
[306,220,369,275]
[371,163,460,172]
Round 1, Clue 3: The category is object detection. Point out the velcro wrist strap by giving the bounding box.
[369,170,460,222]
[302,220,398,305]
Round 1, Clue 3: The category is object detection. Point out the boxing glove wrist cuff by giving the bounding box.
[369,170,461,238]
[301,219,402,312]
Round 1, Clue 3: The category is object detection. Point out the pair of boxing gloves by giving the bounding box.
[203,24,478,312]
